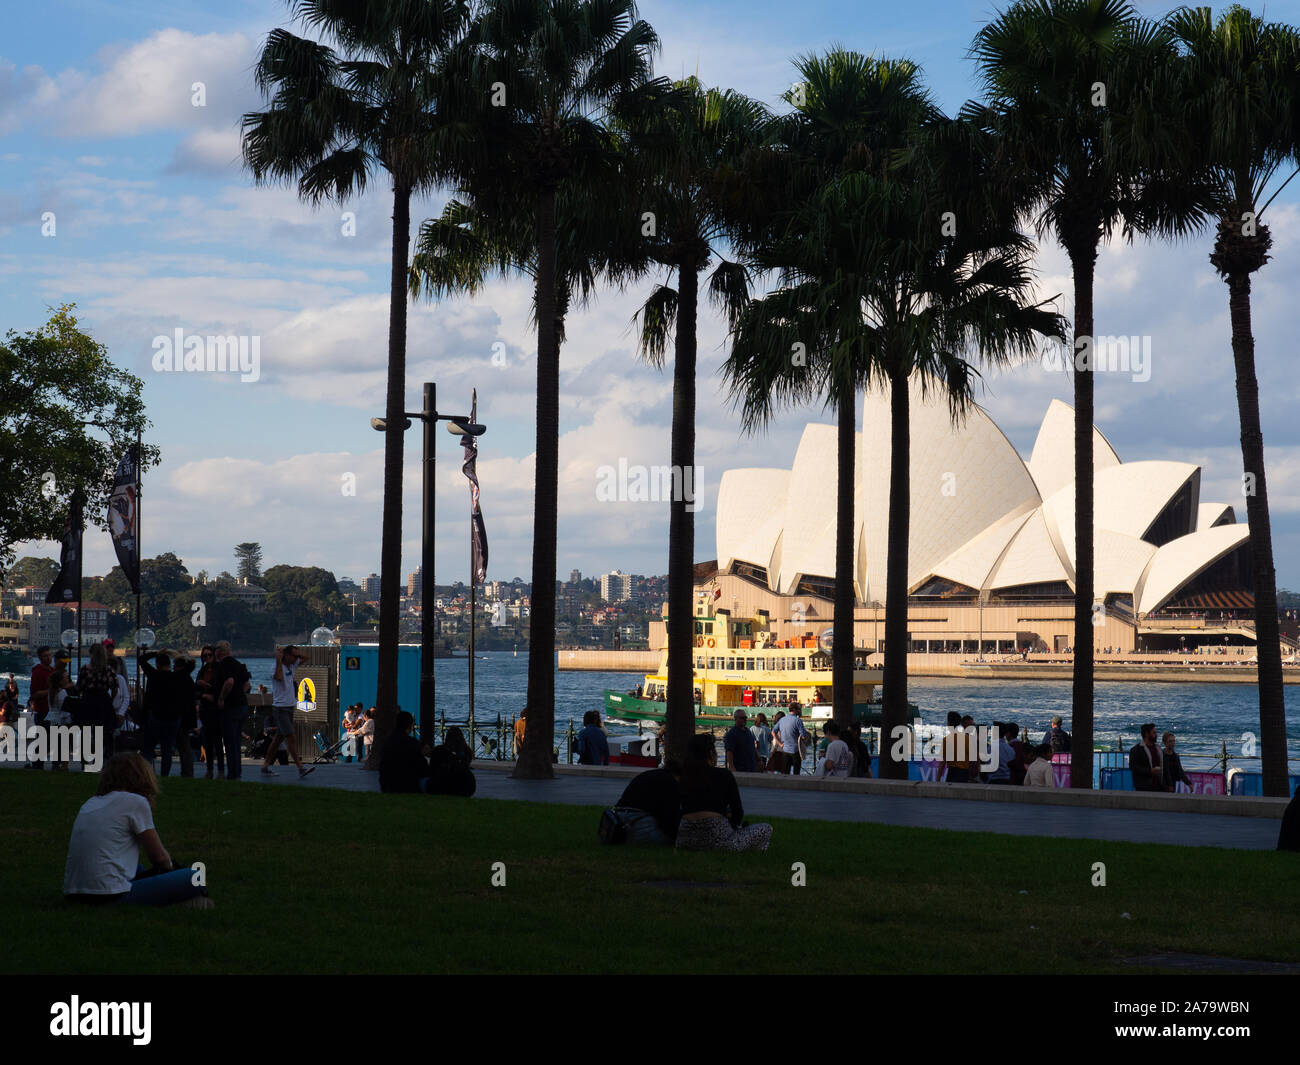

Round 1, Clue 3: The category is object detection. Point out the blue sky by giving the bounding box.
[5,0,1300,591]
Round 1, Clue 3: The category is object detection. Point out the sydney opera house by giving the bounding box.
[702,381,1257,657]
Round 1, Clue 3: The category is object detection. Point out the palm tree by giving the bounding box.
[972,0,1169,788]
[242,0,470,763]
[454,0,658,778]
[621,78,766,765]
[725,52,1062,776]
[1160,5,1300,797]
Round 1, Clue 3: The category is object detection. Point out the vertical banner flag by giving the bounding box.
[461,390,489,582]
[109,447,141,594]
[46,492,84,604]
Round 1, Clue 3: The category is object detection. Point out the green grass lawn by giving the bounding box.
[4,771,1298,974]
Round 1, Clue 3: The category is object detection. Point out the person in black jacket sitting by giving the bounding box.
[379,711,431,793]
[610,759,684,844]
[675,733,772,852]
[426,726,476,797]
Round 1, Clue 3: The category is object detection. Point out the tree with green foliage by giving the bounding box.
[2,556,59,590]
[622,77,765,764]
[972,0,1172,787]
[1155,4,1300,797]
[0,305,155,579]
[234,543,264,582]
[243,0,473,763]
[449,0,659,779]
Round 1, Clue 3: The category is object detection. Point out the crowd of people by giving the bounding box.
[15,639,316,781]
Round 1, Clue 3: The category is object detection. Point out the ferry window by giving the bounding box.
[726,657,735,670]
[708,657,716,669]
[799,658,806,670]
[746,658,755,670]
[694,621,702,635]
[705,621,713,634]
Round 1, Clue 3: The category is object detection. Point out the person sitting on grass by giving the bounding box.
[1023,744,1056,787]
[675,733,772,852]
[426,726,476,797]
[63,753,212,908]
[603,758,684,845]
[380,711,432,794]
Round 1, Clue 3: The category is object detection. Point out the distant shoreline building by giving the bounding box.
[694,386,1261,657]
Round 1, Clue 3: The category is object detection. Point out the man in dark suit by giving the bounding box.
[1129,722,1165,791]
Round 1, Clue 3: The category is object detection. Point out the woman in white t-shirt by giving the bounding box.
[63,752,212,907]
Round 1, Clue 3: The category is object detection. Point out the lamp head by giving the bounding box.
[446,421,486,436]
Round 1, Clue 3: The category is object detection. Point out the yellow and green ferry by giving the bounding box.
[604,607,887,728]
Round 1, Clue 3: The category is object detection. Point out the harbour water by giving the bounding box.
[8,651,1297,770]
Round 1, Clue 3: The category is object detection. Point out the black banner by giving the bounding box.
[108,447,140,594]
[45,492,83,604]
[461,391,488,583]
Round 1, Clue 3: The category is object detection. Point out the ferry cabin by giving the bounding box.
[636,607,882,715]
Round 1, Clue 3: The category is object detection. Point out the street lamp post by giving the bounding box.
[372,382,485,743]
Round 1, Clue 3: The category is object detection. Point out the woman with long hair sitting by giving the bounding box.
[63,752,212,907]
[675,733,772,852]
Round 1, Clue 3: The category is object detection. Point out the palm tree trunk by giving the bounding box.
[880,369,910,779]
[1226,271,1289,797]
[832,384,855,729]
[1070,253,1096,790]
[516,184,559,780]
[371,180,411,768]
[665,265,698,766]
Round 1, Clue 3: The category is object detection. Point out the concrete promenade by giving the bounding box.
[246,758,1286,851]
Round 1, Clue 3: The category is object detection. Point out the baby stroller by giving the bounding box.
[311,730,350,765]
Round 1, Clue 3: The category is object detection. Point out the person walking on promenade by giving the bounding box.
[774,704,810,775]
[212,641,251,780]
[750,712,772,771]
[1129,723,1164,792]
[1161,731,1192,792]
[724,709,757,773]
[577,710,610,766]
[675,733,771,852]
[27,646,54,768]
[1042,715,1071,753]
[262,644,313,779]
[1023,744,1056,787]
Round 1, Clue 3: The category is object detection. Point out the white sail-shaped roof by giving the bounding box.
[926,508,1034,593]
[1137,524,1251,614]
[716,468,791,586]
[1027,398,1122,499]
[1197,502,1236,530]
[1042,461,1200,566]
[988,509,1073,589]
[859,378,1041,603]
[775,424,843,594]
[714,385,1253,618]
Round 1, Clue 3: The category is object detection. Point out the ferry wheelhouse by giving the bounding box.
[604,606,884,727]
